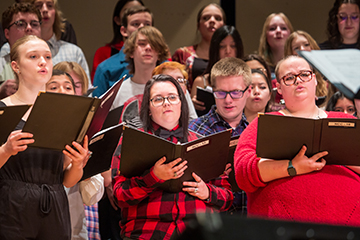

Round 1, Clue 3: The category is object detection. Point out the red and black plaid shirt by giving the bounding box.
[113,124,233,240]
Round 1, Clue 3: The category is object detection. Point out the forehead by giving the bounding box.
[19,39,50,53]
[215,75,246,88]
[127,12,152,22]
[279,58,311,75]
[220,35,234,43]
[34,0,54,4]
[201,5,223,17]
[150,81,178,96]
[251,73,267,83]
[11,12,39,22]
[246,60,263,69]
[338,3,360,13]
[269,15,287,26]
[293,35,308,43]
[49,74,71,83]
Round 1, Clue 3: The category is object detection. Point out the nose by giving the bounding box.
[225,45,231,54]
[25,22,33,32]
[139,23,145,28]
[58,86,66,94]
[39,56,47,66]
[253,86,260,95]
[300,45,305,51]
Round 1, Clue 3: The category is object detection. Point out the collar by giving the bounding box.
[207,105,249,130]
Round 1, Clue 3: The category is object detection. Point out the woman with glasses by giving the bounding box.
[191,25,244,116]
[234,55,360,226]
[112,74,233,240]
[320,0,360,49]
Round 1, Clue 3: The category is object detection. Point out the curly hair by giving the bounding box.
[2,3,42,30]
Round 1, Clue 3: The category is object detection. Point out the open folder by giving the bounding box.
[0,104,31,144]
[22,92,101,151]
[120,126,231,192]
[298,49,360,99]
[256,114,360,165]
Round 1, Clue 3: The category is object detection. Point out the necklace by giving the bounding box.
[13,93,28,104]
[283,107,321,119]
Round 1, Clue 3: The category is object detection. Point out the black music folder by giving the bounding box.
[227,135,241,192]
[298,49,360,99]
[256,114,360,165]
[22,92,101,151]
[82,123,124,180]
[120,126,231,192]
[0,105,31,144]
[196,87,215,116]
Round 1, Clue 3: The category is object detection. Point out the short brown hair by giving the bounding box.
[124,26,170,74]
[121,5,153,28]
[54,61,89,95]
[210,57,252,89]
[2,2,42,30]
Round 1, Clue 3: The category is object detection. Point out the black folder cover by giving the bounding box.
[196,87,215,116]
[0,105,31,144]
[256,114,360,165]
[227,136,241,192]
[82,123,124,180]
[22,92,101,151]
[86,76,124,139]
[298,49,360,99]
[120,126,231,192]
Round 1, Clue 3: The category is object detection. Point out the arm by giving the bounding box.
[113,157,187,208]
[0,130,34,168]
[79,173,104,206]
[63,136,90,188]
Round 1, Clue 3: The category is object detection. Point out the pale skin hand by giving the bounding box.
[0,130,34,168]
[182,172,209,200]
[152,157,188,181]
[258,145,328,183]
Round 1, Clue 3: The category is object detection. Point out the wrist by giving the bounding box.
[287,159,297,177]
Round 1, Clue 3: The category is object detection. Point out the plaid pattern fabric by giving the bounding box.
[189,105,249,216]
[84,204,101,240]
[112,125,233,240]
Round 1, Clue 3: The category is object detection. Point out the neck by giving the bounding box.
[219,110,243,129]
[284,104,319,119]
[271,48,284,66]
[244,108,263,123]
[41,26,54,41]
[343,36,358,45]
[131,65,155,84]
[196,40,210,60]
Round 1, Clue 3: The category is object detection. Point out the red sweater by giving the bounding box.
[234,111,360,226]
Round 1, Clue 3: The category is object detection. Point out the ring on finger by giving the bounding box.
[174,172,177,177]
[194,187,198,193]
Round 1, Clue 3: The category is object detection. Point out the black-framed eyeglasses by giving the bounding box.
[337,13,360,22]
[7,20,41,30]
[150,95,180,107]
[176,78,187,85]
[280,70,313,86]
[213,85,249,99]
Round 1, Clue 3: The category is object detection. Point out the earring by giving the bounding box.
[17,70,20,74]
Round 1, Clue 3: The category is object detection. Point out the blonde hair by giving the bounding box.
[283,31,328,98]
[10,35,48,81]
[31,0,65,40]
[258,13,294,68]
[152,62,188,79]
[210,57,252,89]
[53,61,89,95]
[124,26,170,74]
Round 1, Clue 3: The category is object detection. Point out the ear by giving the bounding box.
[120,25,128,38]
[11,60,19,74]
[114,16,121,26]
[276,81,282,95]
[4,28,10,41]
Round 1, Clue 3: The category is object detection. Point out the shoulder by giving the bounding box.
[326,111,357,119]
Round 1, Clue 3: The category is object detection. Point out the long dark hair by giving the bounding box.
[326,91,355,111]
[326,0,360,48]
[204,25,244,82]
[109,0,144,46]
[140,74,189,140]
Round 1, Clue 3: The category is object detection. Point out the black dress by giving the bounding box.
[0,102,71,240]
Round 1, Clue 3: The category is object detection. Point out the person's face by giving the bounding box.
[246,60,268,77]
[162,68,187,94]
[12,39,52,86]
[337,3,360,44]
[69,71,83,96]
[121,12,152,38]
[198,5,224,42]
[266,15,291,51]
[149,81,182,130]
[276,58,317,102]
[219,35,237,59]
[34,0,56,30]
[213,75,250,124]
[131,33,159,68]
[246,73,271,113]
[4,12,41,46]
[46,75,75,95]
[291,35,312,55]
[334,97,355,115]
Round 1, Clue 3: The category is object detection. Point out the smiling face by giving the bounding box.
[245,72,271,114]
[266,15,291,51]
[198,4,224,42]
[46,74,75,95]
[291,35,312,55]
[337,3,360,44]
[219,35,237,59]
[213,75,250,127]
[149,81,181,130]
[11,38,52,86]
